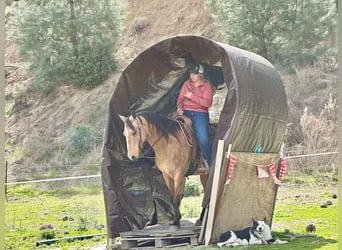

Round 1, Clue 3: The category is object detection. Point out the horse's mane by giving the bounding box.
[137,111,180,138]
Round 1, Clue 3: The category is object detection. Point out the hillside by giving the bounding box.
[5,1,337,182]
[5,0,224,181]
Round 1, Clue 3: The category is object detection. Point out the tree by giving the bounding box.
[206,0,337,71]
[9,0,121,92]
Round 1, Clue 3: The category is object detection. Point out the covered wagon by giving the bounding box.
[101,35,288,246]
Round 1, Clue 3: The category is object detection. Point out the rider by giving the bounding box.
[176,63,213,168]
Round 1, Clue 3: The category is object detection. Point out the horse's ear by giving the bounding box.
[118,114,126,123]
[131,110,137,119]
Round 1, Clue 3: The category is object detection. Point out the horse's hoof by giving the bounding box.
[194,219,202,227]
[169,224,180,231]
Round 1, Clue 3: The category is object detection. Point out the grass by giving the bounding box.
[5,178,338,249]
[5,186,107,249]
[269,181,338,250]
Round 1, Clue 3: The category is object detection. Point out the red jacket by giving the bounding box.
[177,80,213,113]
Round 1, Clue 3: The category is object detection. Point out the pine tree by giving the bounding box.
[9,0,121,92]
[207,0,337,71]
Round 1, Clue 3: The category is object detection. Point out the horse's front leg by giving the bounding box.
[170,175,186,228]
[161,172,174,200]
[161,173,179,228]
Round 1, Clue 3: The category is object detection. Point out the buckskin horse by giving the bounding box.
[119,111,208,228]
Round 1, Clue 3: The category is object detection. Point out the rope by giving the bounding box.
[6,151,337,185]
[285,151,337,159]
[5,175,101,185]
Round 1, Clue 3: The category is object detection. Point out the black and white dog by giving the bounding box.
[217,218,287,247]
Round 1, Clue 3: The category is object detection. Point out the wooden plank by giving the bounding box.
[155,238,172,247]
[190,235,199,246]
[129,247,156,250]
[129,247,157,250]
[120,229,195,238]
[198,206,209,244]
[120,228,199,249]
[204,140,228,245]
[121,239,138,249]
[107,237,120,249]
[119,220,200,249]
[120,234,198,249]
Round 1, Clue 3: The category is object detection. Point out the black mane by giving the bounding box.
[137,111,180,138]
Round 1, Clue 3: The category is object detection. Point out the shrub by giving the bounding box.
[282,55,337,148]
[66,40,116,88]
[284,94,337,175]
[40,230,55,240]
[61,124,98,158]
[130,16,148,34]
[300,94,337,151]
[184,180,201,197]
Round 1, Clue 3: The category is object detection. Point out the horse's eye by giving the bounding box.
[132,130,137,136]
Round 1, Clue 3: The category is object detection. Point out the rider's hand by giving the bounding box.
[177,108,183,115]
[184,91,192,98]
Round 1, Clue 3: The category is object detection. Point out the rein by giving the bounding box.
[135,114,170,158]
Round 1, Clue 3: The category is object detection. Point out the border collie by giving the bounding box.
[217,218,287,247]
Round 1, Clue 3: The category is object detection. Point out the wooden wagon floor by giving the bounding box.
[119,220,201,249]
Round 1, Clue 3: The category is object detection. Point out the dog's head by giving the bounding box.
[252,218,272,240]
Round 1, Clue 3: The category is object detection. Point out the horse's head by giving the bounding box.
[118,114,146,161]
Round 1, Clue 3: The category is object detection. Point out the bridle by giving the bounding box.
[128,114,173,158]
[135,115,146,150]
[125,115,145,150]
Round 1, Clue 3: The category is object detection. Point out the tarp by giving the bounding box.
[210,152,282,242]
[101,35,288,240]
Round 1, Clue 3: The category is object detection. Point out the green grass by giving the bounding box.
[269,181,338,250]
[5,180,338,249]
[5,189,107,249]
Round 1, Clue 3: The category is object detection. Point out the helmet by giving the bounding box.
[189,64,204,74]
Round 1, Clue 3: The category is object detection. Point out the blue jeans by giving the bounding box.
[183,110,211,165]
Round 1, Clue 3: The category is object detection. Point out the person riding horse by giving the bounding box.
[177,63,213,169]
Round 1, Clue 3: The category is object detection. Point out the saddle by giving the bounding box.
[175,115,208,176]
[175,115,194,147]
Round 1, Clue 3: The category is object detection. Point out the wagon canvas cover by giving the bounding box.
[101,35,288,240]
